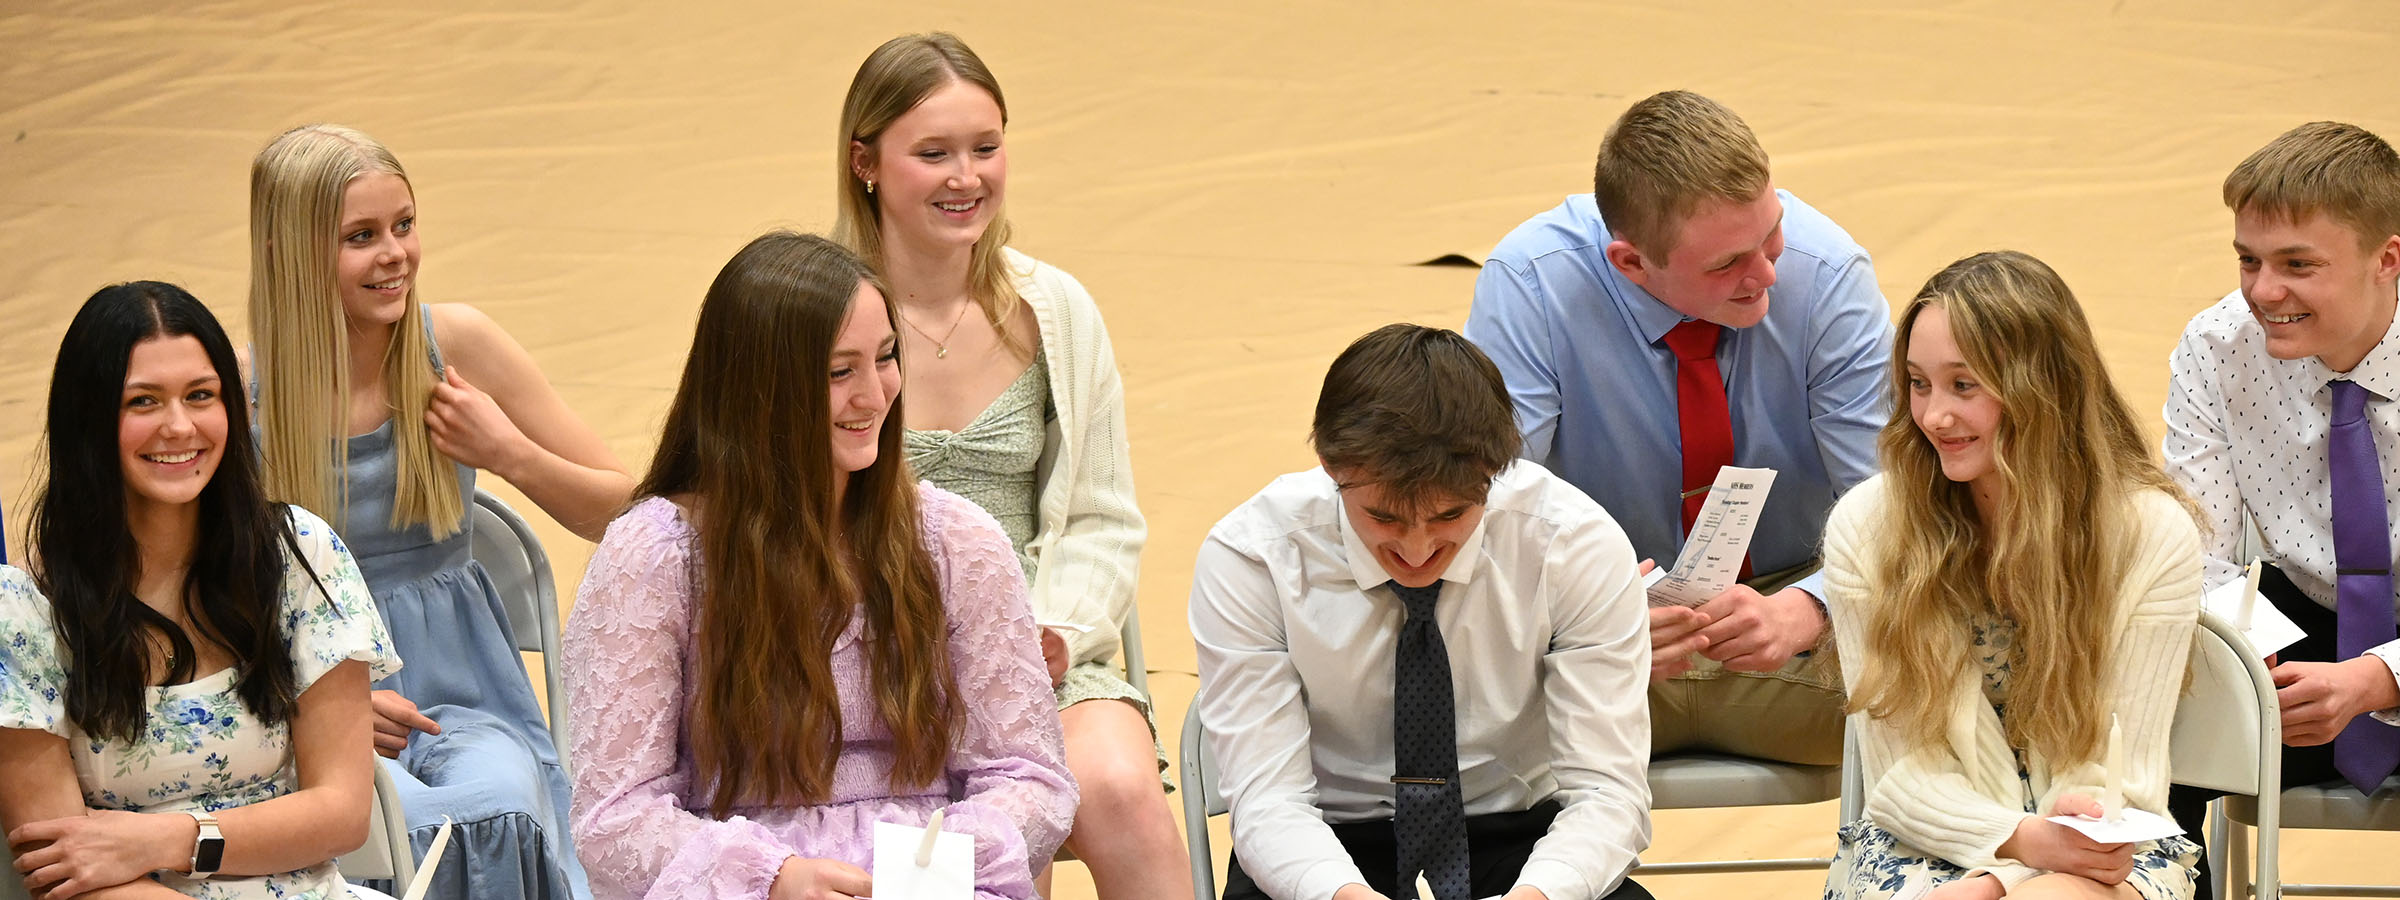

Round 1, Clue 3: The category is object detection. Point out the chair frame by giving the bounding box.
[337,759,420,887]
[467,489,570,762]
[2164,610,2282,900]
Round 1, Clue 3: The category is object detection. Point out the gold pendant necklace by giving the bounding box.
[900,299,974,359]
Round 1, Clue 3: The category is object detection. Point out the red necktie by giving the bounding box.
[1664,319,1736,540]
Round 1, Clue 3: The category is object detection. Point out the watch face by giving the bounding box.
[194,836,226,872]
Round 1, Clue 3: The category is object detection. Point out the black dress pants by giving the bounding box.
[1218,800,1652,900]
[2168,564,2350,900]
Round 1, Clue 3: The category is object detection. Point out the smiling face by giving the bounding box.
[1332,474,1486,588]
[1611,187,1785,329]
[2234,208,2400,372]
[119,335,230,519]
[334,172,420,328]
[853,79,1007,256]
[828,280,903,495]
[1905,305,2006,496]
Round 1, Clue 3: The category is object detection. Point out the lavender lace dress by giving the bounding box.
[562,487,1077,900]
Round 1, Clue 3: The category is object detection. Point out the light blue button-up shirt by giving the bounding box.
[1464,190,1891,599]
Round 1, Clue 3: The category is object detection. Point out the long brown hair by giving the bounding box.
[639,231,960,815]
[831,32,1030,357]
[1852,250,2195,766]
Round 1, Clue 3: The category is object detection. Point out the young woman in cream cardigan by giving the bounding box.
[833,33,1189,899]
[1821,251,2204,900]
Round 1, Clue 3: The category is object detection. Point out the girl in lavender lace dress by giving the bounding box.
[1,282,397,899]
[563,232,1076,900]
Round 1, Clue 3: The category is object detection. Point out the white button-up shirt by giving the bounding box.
[2164,288,2400,724]
[1190,462,1651,900]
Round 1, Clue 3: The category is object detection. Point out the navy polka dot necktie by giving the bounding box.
[1390,579,1470,900]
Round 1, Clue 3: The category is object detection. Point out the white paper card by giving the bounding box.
[872,819,975,900]
[2201,576,2306,659]
[2045,807,2186,843]
[1647,466,1778,608]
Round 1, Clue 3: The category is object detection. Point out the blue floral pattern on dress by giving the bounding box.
[0,507,402,899]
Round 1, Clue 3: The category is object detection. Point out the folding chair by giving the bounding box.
[338,760,420,887]
[1180,702,1227,899]
[467,489,570,763]
[2168,610,2284,900]
[1634,729,1857,876]
[2208,515,2400,897]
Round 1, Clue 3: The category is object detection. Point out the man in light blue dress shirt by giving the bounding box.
[1464,90,1889,766]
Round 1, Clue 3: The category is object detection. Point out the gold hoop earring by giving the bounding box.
[865,178,876,195]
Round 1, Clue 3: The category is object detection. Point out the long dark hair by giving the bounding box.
[30,281,311,743]
[640,231,960,815]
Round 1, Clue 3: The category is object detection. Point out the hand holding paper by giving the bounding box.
[1647,467,1777,608]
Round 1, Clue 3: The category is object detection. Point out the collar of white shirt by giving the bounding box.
[1334,489,1495,590]
[2271,287,2400,401]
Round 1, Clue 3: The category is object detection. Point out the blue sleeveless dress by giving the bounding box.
[337,329,589,899]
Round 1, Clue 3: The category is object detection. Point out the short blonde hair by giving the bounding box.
[1593,90,1772,259]
[2223,121,2400,249]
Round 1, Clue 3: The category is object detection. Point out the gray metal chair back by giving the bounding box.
[336,760,420,887]
[1180,703,1226,899]
[466,489,569,763]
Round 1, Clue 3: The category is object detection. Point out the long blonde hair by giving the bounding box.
[248,124,462,538]
[1853,250,2195,766]
[832,32,1029,356]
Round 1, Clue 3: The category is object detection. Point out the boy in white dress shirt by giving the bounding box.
[2163,121,2400,898]
[1190,324,1653,900]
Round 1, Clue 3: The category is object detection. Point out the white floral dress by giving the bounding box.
[0,506,402,899]
[1825,615,2200,900]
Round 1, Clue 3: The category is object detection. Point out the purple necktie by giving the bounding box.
[2327,378,2399,794]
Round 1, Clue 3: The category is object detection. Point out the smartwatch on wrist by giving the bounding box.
[185,810,225,879]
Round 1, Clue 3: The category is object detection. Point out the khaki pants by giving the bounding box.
[1648,558,1846,766]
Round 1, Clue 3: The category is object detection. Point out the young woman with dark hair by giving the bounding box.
[0,281,398,899]
[563,231,1075,900]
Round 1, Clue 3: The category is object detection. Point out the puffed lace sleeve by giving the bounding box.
[0,565,67,737]
[278,506,402,689]
[918,486,1079,894]
[565,497,797,899]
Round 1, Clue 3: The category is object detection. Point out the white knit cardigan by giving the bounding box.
[1822,474,2202,892]
[1008,247,1148,669]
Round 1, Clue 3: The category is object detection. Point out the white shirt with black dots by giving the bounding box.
[2164,287,2400,724]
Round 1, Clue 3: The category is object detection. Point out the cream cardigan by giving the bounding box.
[1822,474,2202,891]
[1008,247,1148,669]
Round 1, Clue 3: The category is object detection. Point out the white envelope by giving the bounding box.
[2045,807,2186,843]
[871,818,975,900]
[2201,576,2307,659]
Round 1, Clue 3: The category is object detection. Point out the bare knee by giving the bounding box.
[1068,744,1162,819]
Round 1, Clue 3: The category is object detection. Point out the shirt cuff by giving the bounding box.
[1294,858,1372,900]
[1515,857,1600,900]
[1792,569,1829,609]
[2368,640,2400,727]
